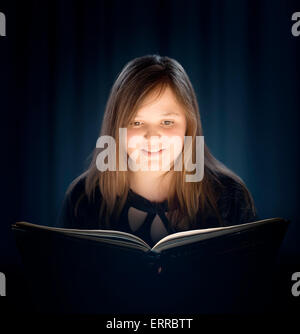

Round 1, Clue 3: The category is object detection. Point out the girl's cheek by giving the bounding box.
[163,128,185,140]
[127,128,146,141]
[126,132,144,152]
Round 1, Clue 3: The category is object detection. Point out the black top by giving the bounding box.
[57,174,259,248]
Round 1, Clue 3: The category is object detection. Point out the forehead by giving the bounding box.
[135,86,185,117]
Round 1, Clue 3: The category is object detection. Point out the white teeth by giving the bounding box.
[142,149,164,153]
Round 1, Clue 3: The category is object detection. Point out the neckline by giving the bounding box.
[127,188,169,213]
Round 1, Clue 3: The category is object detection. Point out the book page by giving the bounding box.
[152,217,283,252]
[14,221,151,251]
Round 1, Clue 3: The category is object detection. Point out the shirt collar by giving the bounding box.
[127,188,169,213]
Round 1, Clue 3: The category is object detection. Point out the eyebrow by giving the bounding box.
[135,111,181,117]
[161,111,180,116]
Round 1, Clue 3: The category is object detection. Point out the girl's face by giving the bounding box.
[126,86,187,171]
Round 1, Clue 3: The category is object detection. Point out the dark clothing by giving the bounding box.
[57,174,258,248]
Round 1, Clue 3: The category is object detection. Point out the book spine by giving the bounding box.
[145,251,163,275]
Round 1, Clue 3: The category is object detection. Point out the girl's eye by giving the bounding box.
[129,121,143,127]
[162,120,174,126]
[129,120,174,127]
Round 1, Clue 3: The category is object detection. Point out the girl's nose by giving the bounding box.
[143,126,161,140]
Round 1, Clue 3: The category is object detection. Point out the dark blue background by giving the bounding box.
[0,0,299,314]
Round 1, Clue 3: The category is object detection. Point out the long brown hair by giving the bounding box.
[70,54,256,231]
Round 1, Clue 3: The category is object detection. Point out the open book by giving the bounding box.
[11,217,289,314]
[13,217,287,253]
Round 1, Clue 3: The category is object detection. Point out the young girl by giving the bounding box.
[58,54,258,248]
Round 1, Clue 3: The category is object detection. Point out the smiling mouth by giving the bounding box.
[141,148,165,156]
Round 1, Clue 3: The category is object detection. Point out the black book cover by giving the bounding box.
[12,218,289,314]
